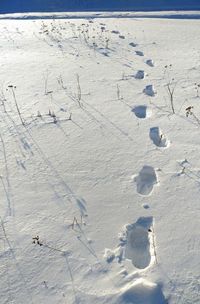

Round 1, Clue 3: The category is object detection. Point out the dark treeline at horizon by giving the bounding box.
[0,0,200,13]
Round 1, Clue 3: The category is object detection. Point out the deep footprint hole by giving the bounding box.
[135,50,144,56]
[135,166,157,196]
[125,217,153,269]
[132,105,151,119]
[135,70,145,80]
[143,85,156,97]
[150,127,169,148]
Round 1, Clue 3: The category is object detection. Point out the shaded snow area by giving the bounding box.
[0,15,200,304]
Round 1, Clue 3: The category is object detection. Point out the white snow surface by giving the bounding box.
[0,13,200,304]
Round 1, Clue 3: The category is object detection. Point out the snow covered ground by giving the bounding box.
[0,13,200,304]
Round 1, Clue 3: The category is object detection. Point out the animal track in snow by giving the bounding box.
[143,85,156,97]
[135,70,145,79]
[135,50,144,56]
[146,59,154,67]
[134,166,158,196]
[149,127,170,148]
[132,105,151,119]
[125,217,153,269]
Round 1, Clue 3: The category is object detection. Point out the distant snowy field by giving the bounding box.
[0,13,200,304]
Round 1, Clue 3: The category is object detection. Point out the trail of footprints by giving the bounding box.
[132,52,170,196]
[109,29,166,195]
[102,30,167,302]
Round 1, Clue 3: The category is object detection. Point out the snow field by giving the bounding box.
[0,15,200,303]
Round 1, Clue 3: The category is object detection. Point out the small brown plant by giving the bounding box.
[32,235,43,246]
[186,106,193,117]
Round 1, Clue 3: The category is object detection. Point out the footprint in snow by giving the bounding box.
[125,217,154,269]
[129,42,137,47]
[149,127,170,148]
[146,59,154,67]
[111,30,120,34]
[119,35,125,39]
[135,70,145,79]
[143,85,156,97]
[132,105,151,119]
[134,166,158,196]
[135,50,144,56]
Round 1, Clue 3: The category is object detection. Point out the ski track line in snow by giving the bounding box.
[0,121,104,302]
[54,79,125,140]
[0,217,34,304]
[2,106,83,213]
[64,85,134,141]
[24,127,81,206]
[0,107,37,163]
[82,98,134,142]
[61,90,118,138]
[0,133,12,217]
[0,176,12,218]
[0,121,17,218]
[0,105,101,269]
[0,114,27,159]
[0,110,70,219]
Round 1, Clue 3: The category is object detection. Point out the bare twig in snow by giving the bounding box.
[8,85,25,126]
